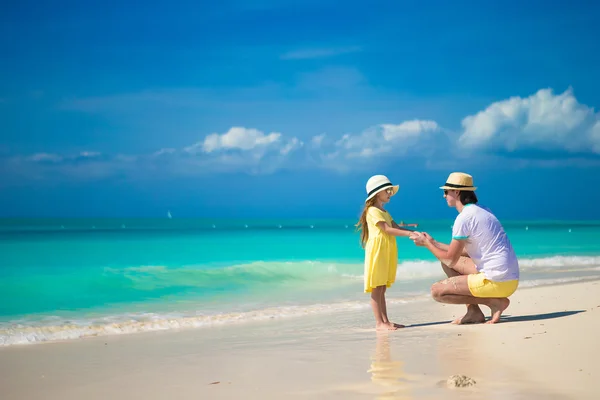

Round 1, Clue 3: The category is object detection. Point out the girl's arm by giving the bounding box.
[377,221,415,237]
[391,220,415,232]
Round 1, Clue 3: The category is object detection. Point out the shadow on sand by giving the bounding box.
[499,310,585,323]
[405,310,585,328]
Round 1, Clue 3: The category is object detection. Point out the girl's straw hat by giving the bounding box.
[439,172,477,191]
[365,175,399,202]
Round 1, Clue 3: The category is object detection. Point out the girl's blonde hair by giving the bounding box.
[355,197,378,248]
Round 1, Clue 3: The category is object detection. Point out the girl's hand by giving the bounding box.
[409,231,422,241]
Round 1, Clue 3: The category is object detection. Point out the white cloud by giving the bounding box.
[153,148,176,156]
[380,120,440,141]
[27,151,102,163]
[591,121,600,154]
[280,137,303,155]
[459,87,600,154]
[79,151,101,158]
[186,127,282,153]
[280,46,362,60]
[6,87,600,183]
[28,153,63,162]
[310,134,325,147]
[5,120,445,180]
[332,119,441,159]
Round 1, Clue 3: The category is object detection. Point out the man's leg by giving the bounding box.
[438,257,485,324]
[439,256,478,276]
[430,275,509,324]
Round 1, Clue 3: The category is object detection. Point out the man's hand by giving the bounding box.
[421,232,435,242]
[412,231,434,247]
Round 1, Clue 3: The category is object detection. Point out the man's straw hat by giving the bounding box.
[365,175,399,202]
[439,172,477,191]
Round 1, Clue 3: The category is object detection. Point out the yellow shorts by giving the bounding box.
[467,273,519,298]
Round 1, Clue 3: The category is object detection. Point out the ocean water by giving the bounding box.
[1,217,600,346]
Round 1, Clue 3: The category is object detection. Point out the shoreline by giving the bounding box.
[2,275,600,348]
[1,280,598,399]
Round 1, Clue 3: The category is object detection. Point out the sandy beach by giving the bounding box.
[1,280,598,400]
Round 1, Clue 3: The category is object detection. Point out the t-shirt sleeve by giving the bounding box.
[367,207,388,225]
[452,213,470,240]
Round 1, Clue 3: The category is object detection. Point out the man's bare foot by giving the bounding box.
[376,322,398,331]
[451,307,486,325]
[485,298,510,324]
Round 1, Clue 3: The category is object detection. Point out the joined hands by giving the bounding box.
[409,231,434,246]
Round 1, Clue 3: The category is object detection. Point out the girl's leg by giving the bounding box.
[381,286,405,328]
[371,286,397,330]
[380,286,389,324]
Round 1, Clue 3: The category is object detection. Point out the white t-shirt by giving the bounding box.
[452,204,520,282]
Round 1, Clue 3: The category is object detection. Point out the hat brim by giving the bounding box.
[365,185,399,202]
[439,185,477,191]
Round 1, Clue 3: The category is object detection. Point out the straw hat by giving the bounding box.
[365,175,399,202]
[439,172,477,191]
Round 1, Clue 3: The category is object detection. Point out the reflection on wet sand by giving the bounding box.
[368,332,412,399]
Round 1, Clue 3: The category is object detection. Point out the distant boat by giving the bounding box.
[167,210,172,219]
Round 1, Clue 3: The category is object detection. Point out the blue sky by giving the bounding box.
[1,0,600,219]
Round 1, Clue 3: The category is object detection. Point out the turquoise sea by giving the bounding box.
[1,217,600,346]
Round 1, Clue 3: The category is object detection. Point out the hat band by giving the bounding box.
[443,182,474,188]
[367,182,392,197]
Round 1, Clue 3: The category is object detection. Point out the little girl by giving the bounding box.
[356,175,417,331]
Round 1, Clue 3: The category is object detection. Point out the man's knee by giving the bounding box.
[430,283,443,302]
[440,260,455,272]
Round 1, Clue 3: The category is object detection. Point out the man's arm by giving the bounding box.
[423,234,469,257]
[423,238,466,267]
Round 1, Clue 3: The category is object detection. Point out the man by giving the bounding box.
[410,172,520,324]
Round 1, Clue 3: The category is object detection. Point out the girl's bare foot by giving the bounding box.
[486,298,510,324]
[376,322,398,331]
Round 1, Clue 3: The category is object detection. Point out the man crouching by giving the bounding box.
[411,172,520,324]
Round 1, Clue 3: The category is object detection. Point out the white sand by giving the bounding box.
[1,280,598,399]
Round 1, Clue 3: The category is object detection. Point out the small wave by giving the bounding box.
[391,256,600,280]
[0,297,422,346]
[2,255,599,346]
[393,256,600,278]
[518,276,600,288]
[518,255,600,268]
[99,256,600,291]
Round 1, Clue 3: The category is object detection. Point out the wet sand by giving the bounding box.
[1,280,598,399]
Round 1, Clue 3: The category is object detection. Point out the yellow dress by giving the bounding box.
[364,207,398,293]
